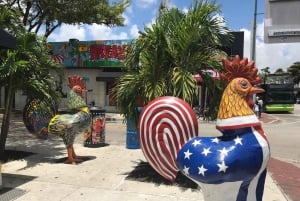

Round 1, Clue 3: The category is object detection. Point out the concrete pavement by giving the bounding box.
[0,112,289,201]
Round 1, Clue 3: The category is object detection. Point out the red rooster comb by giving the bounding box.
[67,75,86,89]
[221,55,262,85]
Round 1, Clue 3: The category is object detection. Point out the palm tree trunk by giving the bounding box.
[0,75,14,158]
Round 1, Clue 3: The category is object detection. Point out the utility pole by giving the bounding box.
[162,0,168,9]
[251,0,258,62]
[159,0,168,12]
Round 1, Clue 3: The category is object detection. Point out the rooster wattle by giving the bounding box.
[139,56,270,201]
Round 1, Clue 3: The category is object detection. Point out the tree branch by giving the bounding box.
[23,0,32,26]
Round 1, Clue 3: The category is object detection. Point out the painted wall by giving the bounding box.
[48,39,133,68]
[13,69,107,111]
[11,39,132,112]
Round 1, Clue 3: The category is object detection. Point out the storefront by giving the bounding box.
[9,31,244,111]
[12,38,133,112]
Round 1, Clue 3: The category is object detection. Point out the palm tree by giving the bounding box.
[0,7,62,156]
[288,62,300,85]
[260,67,270,75]
[113,0,231,123]
[274,68,285,74]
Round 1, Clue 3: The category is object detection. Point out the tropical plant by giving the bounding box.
[0,6,63,156]
[260,66,271,74]
[113,0,232,123]
[274,68,285,74]
[0,0,130,156]
[1,0,129,37]
[288,62,300,85]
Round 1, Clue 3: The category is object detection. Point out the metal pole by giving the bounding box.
[159,0,168,11]
[251,0,258,61]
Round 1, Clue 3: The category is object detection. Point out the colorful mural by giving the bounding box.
[48,39,133,68]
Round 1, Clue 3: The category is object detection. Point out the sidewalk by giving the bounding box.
[0,113,289,201]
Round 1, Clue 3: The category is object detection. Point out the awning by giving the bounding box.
[194,69,220,84]
[96,72,125,81]
[0,29,17,49]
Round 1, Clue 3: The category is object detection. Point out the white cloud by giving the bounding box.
[47,24,86,42]
[123,13,130,25]
[126,5,133,14]
[130,24,140,38]
[135,0,157,9]
[144,16,156,29]
[87,24,129,40]
[48,23,130,41]
[242,28,251,60]
[182,7,189,14]
[243,21,300,73]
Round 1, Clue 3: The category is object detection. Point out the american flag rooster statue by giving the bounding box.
[139,55,270,201]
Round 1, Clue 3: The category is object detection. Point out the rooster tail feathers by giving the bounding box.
[139,96,198,181]
[23,99,55,139]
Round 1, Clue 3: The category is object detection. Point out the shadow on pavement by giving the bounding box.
[1,173,37,201]
[125,160,199,191]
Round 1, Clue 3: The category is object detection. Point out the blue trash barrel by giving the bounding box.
[126,107,142,149]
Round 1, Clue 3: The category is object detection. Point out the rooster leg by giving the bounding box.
[64,146,77,164]
[71,147,85,161]
[65,146,83,164]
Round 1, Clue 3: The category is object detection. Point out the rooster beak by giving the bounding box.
[249,86,265,95]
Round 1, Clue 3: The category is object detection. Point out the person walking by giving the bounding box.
[256,96,263,118]
[254,100,260,118]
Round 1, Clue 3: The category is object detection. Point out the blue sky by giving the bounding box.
[48,0,300,72]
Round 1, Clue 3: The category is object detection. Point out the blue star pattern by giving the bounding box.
[176,128,264,184]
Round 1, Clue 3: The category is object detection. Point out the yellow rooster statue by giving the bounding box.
[139,55,270,201]
[23,75,91,164]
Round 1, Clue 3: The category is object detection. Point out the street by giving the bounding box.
[2,103,299,200]
[261,104,300,201]
[263,104,300,168]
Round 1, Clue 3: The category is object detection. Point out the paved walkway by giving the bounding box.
[259,113,300,201]
[0,112,294,201]
[269,158,300,201]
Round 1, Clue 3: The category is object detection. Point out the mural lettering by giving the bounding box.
[90,44,130,61]
[49,39,132,68]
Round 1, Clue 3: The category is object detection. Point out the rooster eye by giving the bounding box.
[240,80,248,88]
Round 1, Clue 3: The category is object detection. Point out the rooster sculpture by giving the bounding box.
[23,75,91,164]
[139,55,270,201]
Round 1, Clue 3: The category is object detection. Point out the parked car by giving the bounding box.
[296,97,300,104]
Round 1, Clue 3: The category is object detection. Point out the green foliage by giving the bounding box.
[2,0,130,37]
[0,30,63,104]
[274,68,285,74]
[112,74,144,121]
[0,5,63,154]
[17,32,63,102]
[260,67,271,75]
[172,67,198,102]
[113,0,231,122]
[0,51,27,83]
[288,62,300,85]
[0,4,24,34]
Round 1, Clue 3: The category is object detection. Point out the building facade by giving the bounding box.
[3,38,133,112]
[2,31,244,112]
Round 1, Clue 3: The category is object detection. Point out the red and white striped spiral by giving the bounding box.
[51,54,64,63]
[139,96,198,181]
